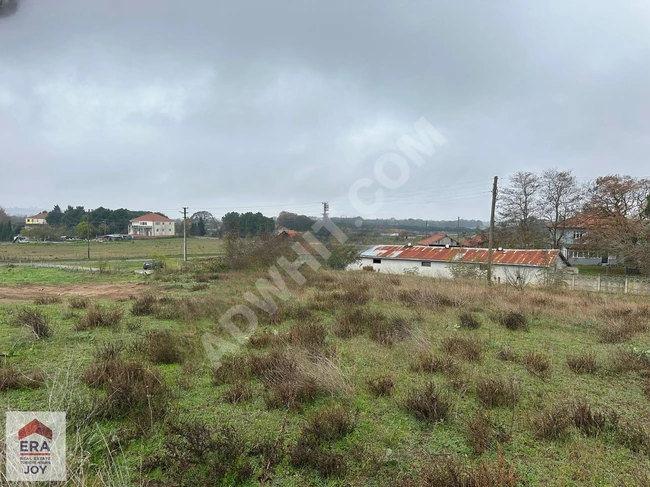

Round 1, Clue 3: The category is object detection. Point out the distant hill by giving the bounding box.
[1,207,44,217]
[331,217,487,233]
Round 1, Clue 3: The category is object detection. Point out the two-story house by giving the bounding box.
[554,214,617,266]
[25,212,48,225]
[128,213,176,237]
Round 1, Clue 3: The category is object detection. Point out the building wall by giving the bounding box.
[350,257,561,285]
[25,218,46,225]
[129,221,175,237]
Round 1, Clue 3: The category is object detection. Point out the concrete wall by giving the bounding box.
[350,257,554,285]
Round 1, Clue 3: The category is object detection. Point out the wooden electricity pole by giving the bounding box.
[486,176,498,284]
[86,209,91,259]
[182,207,188,262]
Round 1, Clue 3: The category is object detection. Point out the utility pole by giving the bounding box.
[182,207,188,262]
[322,202,329,220]
[486,176,498,284]
[86,209,91,259]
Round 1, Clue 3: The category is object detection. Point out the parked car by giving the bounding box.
[143,259,164,270]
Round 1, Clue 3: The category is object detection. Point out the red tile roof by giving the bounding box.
[461,235,486,247]
[27,212,48,220]
[130,213,173,223]
[417,233,448,246]
[361,245,561,267]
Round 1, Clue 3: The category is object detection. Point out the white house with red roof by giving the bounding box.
[128,213,175,237]
[25,211,48,225]
[416,233,460,247]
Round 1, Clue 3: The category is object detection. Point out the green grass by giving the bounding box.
[0,265,142,284]
[574,265,627,276]
[0,237,223,262]
[1,268,650,485]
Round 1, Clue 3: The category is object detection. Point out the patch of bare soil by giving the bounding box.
[0,283,153,302]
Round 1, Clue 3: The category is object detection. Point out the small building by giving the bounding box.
[351,245,569,285]
[128,213,175,237]
[25,211,48,225]
[417,233,460,247]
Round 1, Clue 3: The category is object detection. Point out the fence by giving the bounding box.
[561,274,650,296]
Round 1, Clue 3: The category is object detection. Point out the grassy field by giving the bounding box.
[1,264,650,486]
[0,237,223,262]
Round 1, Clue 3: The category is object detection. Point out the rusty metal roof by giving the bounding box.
[417,233,450,246]
[361,245,562,267]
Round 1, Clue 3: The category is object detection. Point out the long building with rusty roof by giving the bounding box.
[351,245,570,285]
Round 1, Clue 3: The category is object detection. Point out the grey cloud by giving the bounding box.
[1,0,649,219]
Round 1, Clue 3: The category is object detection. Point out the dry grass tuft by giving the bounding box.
[248,330,284,349]
[68,297,90,309]
[499,312,528,331]
[131,294,158,316]
[146,330,184,364]
[566,351,599,374]
[496,345,519,362]
[288,322,327,352]
[289,437,347,477]
[33,295,62,305]
[11,307,52,339]
[609,347,650,373]
[533,403,571,440]
[466,410,493,455]
[523,351,551,378]
[598,318,647,344]
[223,381,254,404]
[411,352,457,374]
[213,355,251,385]
[441,336,482,361]
[404,381,452,422]
[459,312,481,330]
[476,377,519,408]
[366,375,395,397]
[398,289,455,308]
[303,405,356,442]
[0,365,45,391]
[76,303,124,331]
[369,316,412,346]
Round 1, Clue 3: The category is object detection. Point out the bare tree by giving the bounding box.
[498,172,545,248]
[539,169,584,249]
[499,172,541,228]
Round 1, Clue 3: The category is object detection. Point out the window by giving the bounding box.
[573,231,584,240]
[421,261,431,267]
[373,258,381,264]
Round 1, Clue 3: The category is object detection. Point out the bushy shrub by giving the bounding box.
[404,381,452,422]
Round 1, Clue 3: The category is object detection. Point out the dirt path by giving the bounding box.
[0,283,153,302]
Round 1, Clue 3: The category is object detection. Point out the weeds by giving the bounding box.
[476,377,519,408]
[466,410,493,455]
[499,312,528,331]
[404,381,452,422]
[533,403,571,440]
[131,294,158,316]
[599,318,647,344]
[370,316,412,346]
[146,330,184,364]
[76,304,124,331]
[213,355,250,385]
[496,345,518,362]
[288,322,327,352]
[566,351,599,374]
[523,351,551,378]
[249,330,284,349]
[570,400,618,437]
[411,352,457,374]
[459,312,481,330]
[303,405,356,442]
[33,295,62,305]
[289,437,347,477]
[609,347,650,373]
[11,307,52,339]
[441,336,482,361]
[68,297,90,309]
[366,375,395,397]
[0,365,45,391]
[223,382,254,404]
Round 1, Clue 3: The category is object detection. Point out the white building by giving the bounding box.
[128,213,175,237]
[350,245,570,285]
[25,211,48,225]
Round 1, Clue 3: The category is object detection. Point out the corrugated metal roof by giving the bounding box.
[360,245,561,267]
[417,233,448,246]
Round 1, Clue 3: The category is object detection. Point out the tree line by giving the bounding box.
[491,170,650,272]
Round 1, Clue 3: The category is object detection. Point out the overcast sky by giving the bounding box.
[1,1,649,220]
